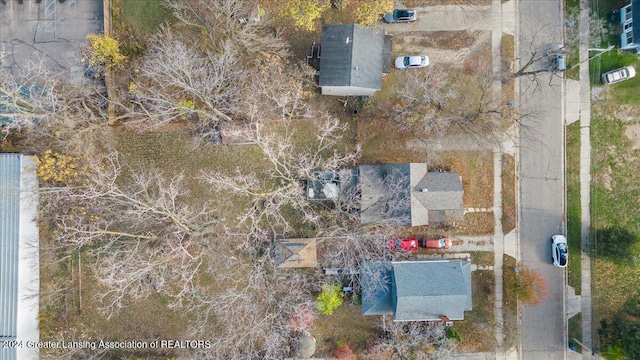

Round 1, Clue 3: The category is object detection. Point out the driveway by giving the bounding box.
[381,5,492,68]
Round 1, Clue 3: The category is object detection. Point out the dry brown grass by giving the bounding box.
[314,303,381,357]
[441,151,494,208]
[357,116,429,164]
[414,31,479,50]
[452,212,495,236]
[454,270,497,352]
[502,154,516,234]
[502,255,519,349]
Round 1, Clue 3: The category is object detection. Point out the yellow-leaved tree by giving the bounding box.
[349,0,394,26]
[85,34,126,69]
[280,0,330,31]
[35,149,83,186]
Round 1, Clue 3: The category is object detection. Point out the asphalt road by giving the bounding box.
[518,0,567,359]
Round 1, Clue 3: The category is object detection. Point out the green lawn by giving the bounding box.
[591,106,640,356]
[590,48,639,102]
[116,0,172,33]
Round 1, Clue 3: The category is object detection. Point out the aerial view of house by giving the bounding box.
[1,0,639,359]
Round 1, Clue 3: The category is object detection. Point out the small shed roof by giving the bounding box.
[275,238,318,268]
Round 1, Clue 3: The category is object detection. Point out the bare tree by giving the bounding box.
[43,152,221,317]
[124,0,313,142]
[202,115,360,235]
[181,244,321,359]
[0,55,108,153]
[125,27,240,142]
[371,319,457,360]
[163,0,289,57]
[564,8,607,49]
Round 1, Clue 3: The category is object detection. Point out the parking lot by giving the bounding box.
[0,0,103,81]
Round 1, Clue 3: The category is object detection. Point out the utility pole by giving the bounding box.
[569,45,615,70]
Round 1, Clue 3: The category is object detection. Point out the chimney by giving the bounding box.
[441,315,453,327]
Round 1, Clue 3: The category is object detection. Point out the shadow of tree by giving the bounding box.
[599,291,640,359]
[592,227,638,266]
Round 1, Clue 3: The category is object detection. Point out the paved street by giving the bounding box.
[517,0,567,359]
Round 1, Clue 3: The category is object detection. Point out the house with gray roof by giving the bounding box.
[361,260,472,321]
[319,24,392,96]
[619,0,640,50]
[359,163,463,227]
[1,154,39,360]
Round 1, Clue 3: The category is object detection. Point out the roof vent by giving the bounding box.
[345,37,352,44]
[420,188,429,192]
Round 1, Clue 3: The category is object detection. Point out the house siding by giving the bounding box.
[321,85,378,96]
[0,154,39,360]
[620,1,640,49]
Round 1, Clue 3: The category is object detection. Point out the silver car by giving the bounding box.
[394,55,429,69]
[551,235,568,268]
[383,9,417,23]
[601,66,636,85]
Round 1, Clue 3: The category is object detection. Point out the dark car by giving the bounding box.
[383,9,417,23]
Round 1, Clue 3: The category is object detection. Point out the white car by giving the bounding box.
[395,55,429,69]
[601,66,636,85]
[551,235,568,268]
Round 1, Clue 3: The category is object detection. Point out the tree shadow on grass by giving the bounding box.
[592,227,638,266]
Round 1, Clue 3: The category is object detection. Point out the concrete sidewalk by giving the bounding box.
[562,0,596,357]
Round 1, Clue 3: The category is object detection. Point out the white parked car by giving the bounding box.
[395,55,429,69]
[551,235,568,268]
[601,66,636,85]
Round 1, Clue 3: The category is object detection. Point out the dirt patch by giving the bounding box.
[404,31,479,50]
[615,104,640,122]
[624,123,640,149]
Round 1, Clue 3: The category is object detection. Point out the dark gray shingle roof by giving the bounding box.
[361,262,394,316]
[361,260,472,321]
[319,24,385,90]
[359,164,411,226]
[360,163,463,226]
[392,260,472,321]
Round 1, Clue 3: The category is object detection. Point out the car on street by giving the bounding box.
[551,234,568,268]
[601,66,636,85]
[423,237,452,249]
[388,237,419,251]
[383,9,417,23]
[395,55,429,69]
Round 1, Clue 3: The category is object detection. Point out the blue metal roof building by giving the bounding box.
[0,154,39,360]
